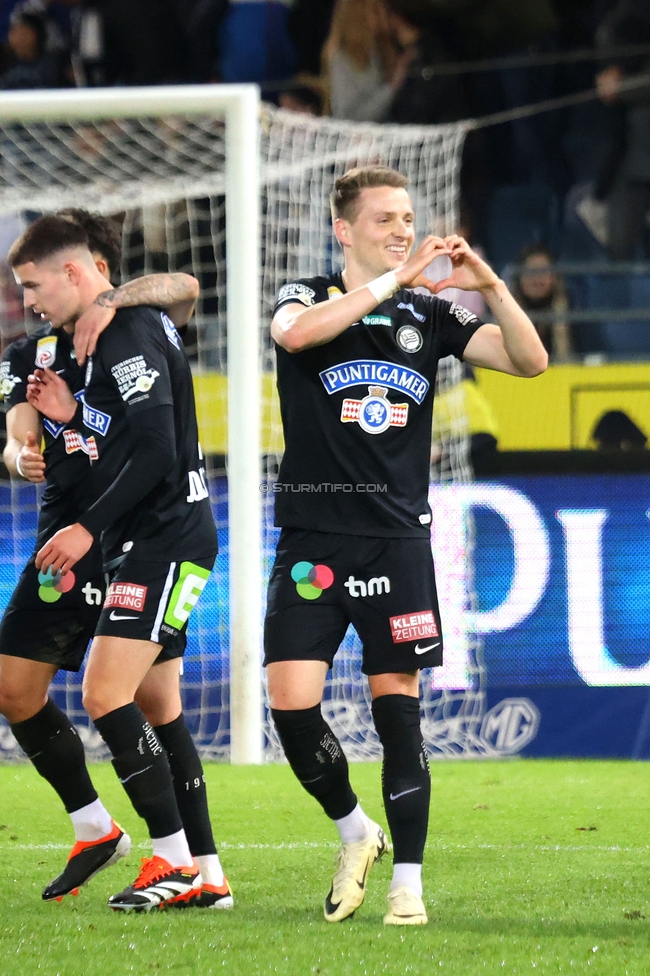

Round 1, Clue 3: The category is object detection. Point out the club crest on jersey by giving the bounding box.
[35,335,57,368]
[64,430,98,460]
[341,386,408,435]
[161,311,180,349]
[320,359,429,404]
[396,325,422,353]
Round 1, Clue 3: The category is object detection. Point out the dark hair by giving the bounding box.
[593,410,647,450]
[513,244,558,300]
[330,166,409,222]
[57,208,121,281]
[8,215,91,268]
[280,83,323,116]
[10,13,47,56]
[518,243,556,266]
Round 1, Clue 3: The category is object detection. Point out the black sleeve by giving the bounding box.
[0,342,30,408]
[78,404,176,538]
[66,399,85,431]
[272,278,325,317]
[98,310,174,417]
[433,298,485,361]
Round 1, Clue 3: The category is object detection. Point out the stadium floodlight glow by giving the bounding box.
[0,84,263,764]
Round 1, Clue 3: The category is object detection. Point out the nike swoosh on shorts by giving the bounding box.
[414,641,441,654]
[109,611,140,621]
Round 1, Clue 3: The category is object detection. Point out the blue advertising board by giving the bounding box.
[454,475,650,757]
[1,474,649,758]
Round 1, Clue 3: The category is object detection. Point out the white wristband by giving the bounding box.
[366,271,399,305]
[15,454,25,479]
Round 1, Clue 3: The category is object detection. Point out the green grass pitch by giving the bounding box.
[0,759,649,976]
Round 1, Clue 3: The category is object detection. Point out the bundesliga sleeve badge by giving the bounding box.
[341,386,408,435]
[35,335,57,368]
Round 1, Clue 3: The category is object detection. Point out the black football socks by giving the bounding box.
[271,704,358,820]
[154,713,217,857]
[94,702,183,839]
[371,694,430,865]
[11,698,98,813]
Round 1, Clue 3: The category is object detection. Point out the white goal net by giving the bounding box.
[0,87,485,763]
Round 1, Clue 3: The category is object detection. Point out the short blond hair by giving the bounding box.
[330,166,409,223]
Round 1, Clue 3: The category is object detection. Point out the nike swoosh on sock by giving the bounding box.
[389,787,422,801]
[119,765,153,785]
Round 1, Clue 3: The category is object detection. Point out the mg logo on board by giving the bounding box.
[480,698,540,755]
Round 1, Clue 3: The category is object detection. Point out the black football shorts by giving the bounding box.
[264,529,443,675]
[0,546,105,672]
[94,552,216,661]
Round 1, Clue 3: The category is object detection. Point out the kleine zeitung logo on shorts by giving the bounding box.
[104,582,148,612]
[390,610,439,644]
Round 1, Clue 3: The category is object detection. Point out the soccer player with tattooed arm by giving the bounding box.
[4,214,230,911]
[265,166,547,925]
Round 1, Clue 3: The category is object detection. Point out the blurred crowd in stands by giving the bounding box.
[0,0,649,361]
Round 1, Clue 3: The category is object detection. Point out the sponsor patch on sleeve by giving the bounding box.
[277,282,316,306]
[449,303,478,326]
[161,312,180,349]
[104,582,147,611]
[389,610,439,644]
[0,360,21,398]
[110,355,159,402]
[35,335,57,368]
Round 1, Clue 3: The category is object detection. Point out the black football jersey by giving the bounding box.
[272,273,484,537]
[1,325,90,546]
[80,307,217,563]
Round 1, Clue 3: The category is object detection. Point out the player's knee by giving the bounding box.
[137,695,180,728]
[81,684,122,722]
[369,672,419,699]
[266,661,327,710]
[0,680,46,724]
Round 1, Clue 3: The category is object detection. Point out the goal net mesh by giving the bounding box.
[0,101,485,762]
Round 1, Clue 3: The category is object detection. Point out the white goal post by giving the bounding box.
[0,85,264,764]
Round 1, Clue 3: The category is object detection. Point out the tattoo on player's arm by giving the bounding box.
[95,274,197,311]
[95,287,117,308]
